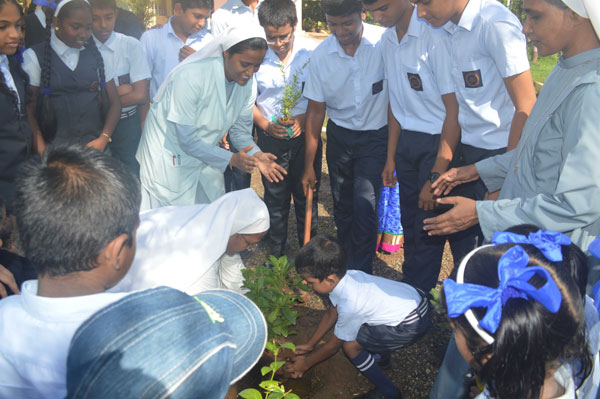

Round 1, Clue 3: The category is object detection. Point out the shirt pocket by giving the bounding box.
[455,59,492,95]
[401,62,435,95]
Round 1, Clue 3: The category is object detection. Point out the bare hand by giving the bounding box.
[0,264,19,298]
[301,167,317,197]
[418,181,436,211]
[86,136,109,152]
[382,159,397,188]
[219,134,230,151]
[285,355,309,379]
[484,190,500,201]
[265,121,289,139]
[289,118,302,139]
[294,343,314,355]
[255,152,287,183]
[116,84,133,96]
[423,197,478,235]
[179,45,196,61]
[431,165,479,197]
[229,145,257,173]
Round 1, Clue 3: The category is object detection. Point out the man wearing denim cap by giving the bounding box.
[66,286,267,398]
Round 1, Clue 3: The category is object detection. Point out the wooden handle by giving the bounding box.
[303,189,313,245]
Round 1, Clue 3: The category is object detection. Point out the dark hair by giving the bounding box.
[258,0,297,29]
[444,244,592,399]
[176,0,213,12]
[321,0,362,17]
[295,235,347,280]
[89,0,117,10]
[13,145,141,277]
[0,0,29,119]
[38,0,109,142]
[226,37,268,56]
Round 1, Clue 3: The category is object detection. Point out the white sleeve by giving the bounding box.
[22,48,41,87]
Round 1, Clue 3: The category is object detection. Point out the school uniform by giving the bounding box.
[24,8,47,49]
[254,36,319,254]
[140,17,213,99]
[382,9,457,293]
[330,270,429,353]
[137,57,259,209]
[0,54,32,212]
[114,7,144,40]
[303,23,388,274]
[210,0,261,37]
[438,0,530,262]
[94,32,151,175]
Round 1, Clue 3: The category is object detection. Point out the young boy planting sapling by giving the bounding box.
[287,235,430,399]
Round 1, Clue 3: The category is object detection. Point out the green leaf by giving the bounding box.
[270,361,286,373]
[269,393,284,399]
[281,341,296,351]
[261,366,272,376]
[286,394,300,399]
[239,388,263,399]
[266,341,276,352]
[259,380,281,391]
[281,308,297,324]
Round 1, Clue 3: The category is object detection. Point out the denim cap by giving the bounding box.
[66,286,267,399]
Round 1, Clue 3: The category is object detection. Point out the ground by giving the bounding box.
[232,135,455,399]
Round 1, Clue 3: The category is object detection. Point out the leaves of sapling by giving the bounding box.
[239,388,263,399]
[261,366,272,376]
[281,342,296,351]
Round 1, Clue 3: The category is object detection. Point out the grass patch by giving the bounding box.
[530,53,558,84]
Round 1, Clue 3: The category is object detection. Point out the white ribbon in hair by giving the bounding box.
[153,25,266,102]
[562,0,600,38]
[54,0,89,17]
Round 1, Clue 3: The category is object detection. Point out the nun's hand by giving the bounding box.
[423,197,478,235]
[255,152,287,183]
[431,165,479,197]
[229,145,257,173]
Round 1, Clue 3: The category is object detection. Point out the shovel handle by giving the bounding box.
[303,189,313,245]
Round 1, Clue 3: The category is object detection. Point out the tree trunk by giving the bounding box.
[532,45,539,63]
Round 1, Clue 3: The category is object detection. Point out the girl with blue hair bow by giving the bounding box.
[443,242,593,399]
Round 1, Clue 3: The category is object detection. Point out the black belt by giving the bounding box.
[120,108,137,119]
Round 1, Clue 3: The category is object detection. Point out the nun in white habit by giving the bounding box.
[110,189,269,294]
[136,26,286,210]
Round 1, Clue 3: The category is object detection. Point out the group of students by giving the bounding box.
[1,0,600,397]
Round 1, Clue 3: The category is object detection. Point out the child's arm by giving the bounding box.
[252,104,288,139]
[118,79,149,108]
[382,104,400,188]
[87,80,121,152]
[503,70,536,151]
[286,305,342,378]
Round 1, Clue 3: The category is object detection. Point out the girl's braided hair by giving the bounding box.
[84,34,109,119]
[0,0,29,118]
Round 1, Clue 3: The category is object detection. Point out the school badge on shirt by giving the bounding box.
[462,69,483,88]
[407,73,423,91]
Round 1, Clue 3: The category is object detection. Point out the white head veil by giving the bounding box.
[562,0,600,38]
[153,25,266,102]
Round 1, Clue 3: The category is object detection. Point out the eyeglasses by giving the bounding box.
[265,32,293,45]
[240,234,260,252]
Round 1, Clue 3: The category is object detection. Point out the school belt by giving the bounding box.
[400,294,429,326]
[120,108,137,119]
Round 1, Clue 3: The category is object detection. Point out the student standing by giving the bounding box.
[414,0,537,264]
[137,27,286,209]
[254,0,319,255]
[23,0,121,152]
[211,0,261,37]
[0,0,32,213]
[362,0,460,294]
[91,0,150,175]
[140,0,212,99]
[302,0,388,274]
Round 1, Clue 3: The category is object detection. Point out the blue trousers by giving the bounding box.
[326,120,387,274]
[109,111,141,176]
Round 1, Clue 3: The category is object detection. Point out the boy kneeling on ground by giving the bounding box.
[286,235,430,399]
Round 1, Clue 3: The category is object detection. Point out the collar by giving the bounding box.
[93,31,116,51]
[20,280,123,323]
[456,0,480,31]
[0,54,8,69]
[407,7,423,38]
[329,273,349,307]
[560,47,600,69]
[51,29,84,55]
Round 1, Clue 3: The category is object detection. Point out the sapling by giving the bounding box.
[275,60,309,135]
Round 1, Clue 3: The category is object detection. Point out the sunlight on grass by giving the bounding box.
[530,53,558,85]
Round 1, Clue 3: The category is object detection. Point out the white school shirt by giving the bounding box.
[22,30,115,87]
[383,9,454,134]
[0,55,19,104]
[329,270,421,342]
[254,36,315,121]
[93,32,151,113]
[140,17,213,98]
[441,0,530,150]
[210,0,261,37]
[0,281,127,399]
[303,23,388,131]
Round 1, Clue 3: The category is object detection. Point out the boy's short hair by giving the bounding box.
[13,145,141,277]
[258,0,298,29]
[89,0,117,10]
[176,0,213,11]
[295,235,347,280]
[321,0,362,17]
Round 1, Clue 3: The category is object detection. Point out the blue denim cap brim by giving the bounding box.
[66,286,267,399]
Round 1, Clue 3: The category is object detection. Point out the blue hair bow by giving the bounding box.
[444,245,562,335]
[590,237,600,260]
[492,230,571,262]
[33,0,58,10]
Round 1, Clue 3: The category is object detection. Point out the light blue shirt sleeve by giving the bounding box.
[228,79,260,156]
[128,38,151,83]
[22,48,41,87]
[475,150,514,193]
[303,48,325,103]
[174,124,232,172]
[482,14,530,78]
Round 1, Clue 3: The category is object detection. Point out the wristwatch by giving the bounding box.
[429,172,440,184]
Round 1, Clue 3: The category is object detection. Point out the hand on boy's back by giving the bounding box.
[179,45,196,62]
[0,264,19,298]
[255,152,287,183]
[285,355,309,379]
